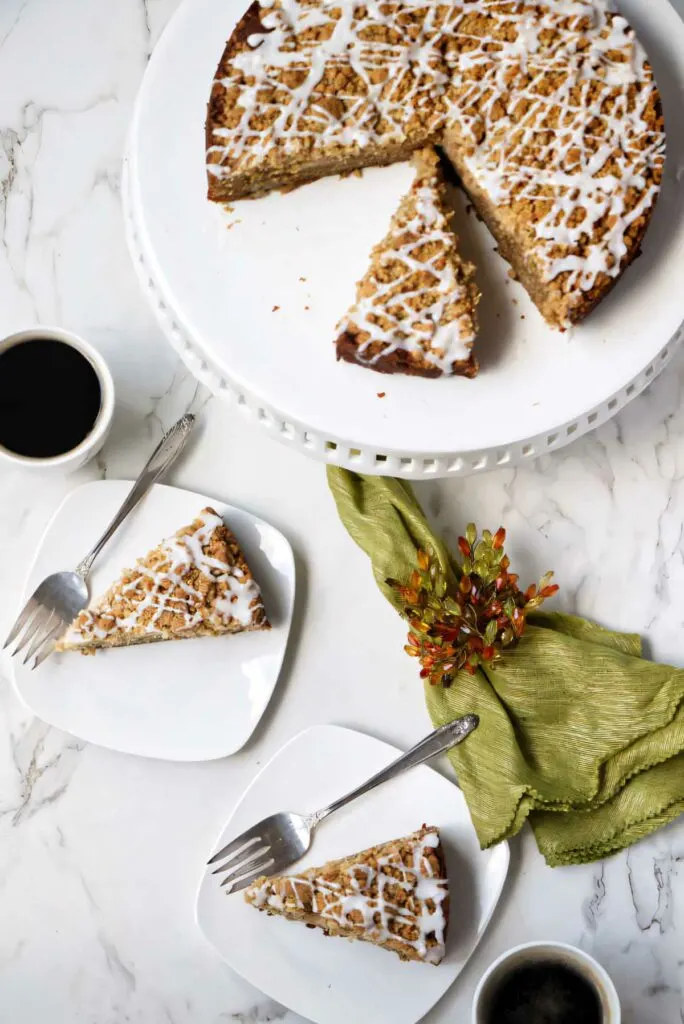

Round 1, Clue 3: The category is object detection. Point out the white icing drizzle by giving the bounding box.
[442,1,666,313]
[64,509,264,645]
[249,828,449,964]
[208,0,447,161]
[336,152,476,374]
[207,0,665,325]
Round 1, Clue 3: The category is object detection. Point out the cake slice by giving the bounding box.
[335,148,479,377]
[57,507,269,654]
[244,825,449,964]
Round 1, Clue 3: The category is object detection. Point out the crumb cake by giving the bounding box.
[244,825,449,964]
[206,0,666,329]
[57,508,269,654]
[336,146,479,377]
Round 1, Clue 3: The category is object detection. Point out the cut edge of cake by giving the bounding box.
[56,507,270,655]
[335,146,479,377]
[244,824,450,965]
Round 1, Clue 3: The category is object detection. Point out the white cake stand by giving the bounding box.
[123,0,684,479]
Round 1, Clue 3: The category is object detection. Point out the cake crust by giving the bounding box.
[244,825,450,965]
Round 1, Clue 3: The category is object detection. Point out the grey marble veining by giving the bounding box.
[1,0,684,1021]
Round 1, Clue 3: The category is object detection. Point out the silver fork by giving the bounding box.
[3,413,195,670]
[208,714,479,894]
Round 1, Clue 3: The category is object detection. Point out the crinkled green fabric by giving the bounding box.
[328,468,684,866]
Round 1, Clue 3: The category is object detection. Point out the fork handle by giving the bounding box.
[74,414,195,578]
[312,715,478,825]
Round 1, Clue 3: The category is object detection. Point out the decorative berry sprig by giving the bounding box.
[387,525,559,687]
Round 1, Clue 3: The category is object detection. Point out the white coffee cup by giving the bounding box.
[472,941,621,1023]
[0,326,115,474]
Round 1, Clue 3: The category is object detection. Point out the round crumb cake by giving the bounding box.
[206,0,665,333]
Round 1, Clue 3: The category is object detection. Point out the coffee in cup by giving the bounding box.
[472,942,620,1024]
[0,326,114,472]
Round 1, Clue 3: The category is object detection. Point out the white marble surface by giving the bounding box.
[1,1,684,1021]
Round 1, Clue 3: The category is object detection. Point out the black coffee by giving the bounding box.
[0,338,102,458]
[486,962,603,1024]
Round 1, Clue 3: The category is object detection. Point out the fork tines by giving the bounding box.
[3,598,65,669]
[208,830,278,894]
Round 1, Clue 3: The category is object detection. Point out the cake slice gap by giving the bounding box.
[244,825,449,965]
[57,507,270,655]
[335,147,479,378]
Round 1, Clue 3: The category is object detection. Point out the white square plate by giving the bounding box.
[10,480,295,761]
[197,724,509,1024]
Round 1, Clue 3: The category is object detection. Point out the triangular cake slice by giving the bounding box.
[57,507,270,654]
[335,148,479,378]
[244,825,449,964]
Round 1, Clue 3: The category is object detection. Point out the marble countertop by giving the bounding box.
[1,1,684,1021]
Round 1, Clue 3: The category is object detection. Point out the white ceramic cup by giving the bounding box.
[0,326,115,474]
[472,941,621,1023]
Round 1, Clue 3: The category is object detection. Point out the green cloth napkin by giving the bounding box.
[328,468,684,866]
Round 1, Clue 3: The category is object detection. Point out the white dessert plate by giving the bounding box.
[10,481,295,761]
[196,724,509,1024]
[124,0,684,478]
